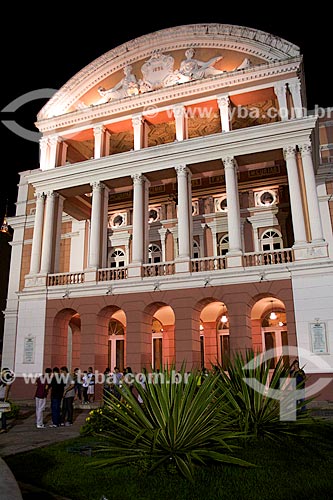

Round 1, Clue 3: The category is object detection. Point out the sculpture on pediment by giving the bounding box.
[176,48,224,82]
[97,65,139,103]
[139,52,179,92]
[234,58,251,71]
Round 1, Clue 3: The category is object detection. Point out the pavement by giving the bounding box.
[0,401,99,500]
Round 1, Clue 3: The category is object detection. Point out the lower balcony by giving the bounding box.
[46,248,294,286]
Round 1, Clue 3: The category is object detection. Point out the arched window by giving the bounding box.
[109,248,125,268]
[108,319,125,372]
[193,240,200,259]
[152,318,163,370]
[261,310,288,368]
[260,229,283,252]
[148,244,162,263]
[219,234,229,256]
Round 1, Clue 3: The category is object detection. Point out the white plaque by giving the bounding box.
[23,336,35,363]
[310,322,328,354]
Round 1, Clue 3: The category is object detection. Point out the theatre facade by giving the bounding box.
[3,24,333,398]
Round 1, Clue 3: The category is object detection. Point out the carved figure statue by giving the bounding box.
[97,65,139,103]
[177,48,224,82]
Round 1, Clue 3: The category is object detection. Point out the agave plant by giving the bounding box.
[90,367,252,480]
[216,350,312,439]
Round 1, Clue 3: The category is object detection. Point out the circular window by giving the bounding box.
[113,214,124,227]
[260,191,275,206]
[220,198,227,211]
[148,209,158,223]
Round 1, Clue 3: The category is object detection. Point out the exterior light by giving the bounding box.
[269,300,277,320]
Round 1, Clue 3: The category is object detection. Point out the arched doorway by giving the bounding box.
[96,306,126,373]
[251,297,289,367]
[199,301,229,369]
[146,304,175,369]
[108,312,126,372]
[51,309,81,369]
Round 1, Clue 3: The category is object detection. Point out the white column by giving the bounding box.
[53,195,64,273]
[158,228,167,262]
[48,135,62,168]
[132,114,144,150]
[40,191,57,274]
[300,144,324,242]
[283,146,307,244]
[222,157,242,254]
[131,173,147,263]
[88,181,104,269]
[60,141,68,166]
[39,137,50,170]
[94,125,105,159]
[173,104,187,141]
[274,82,288,121]
[175,165,191,259]
[199,227,205,257]
[29,193,45,274]
[217,95,230,132]
[288,79,304,119]
[101,186,109,268]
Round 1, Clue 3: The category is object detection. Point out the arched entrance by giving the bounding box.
[251,297,289,367]
[96,306,126,373]
[51,309,81,369]
[199,300,229,369]
[144,303,175,369]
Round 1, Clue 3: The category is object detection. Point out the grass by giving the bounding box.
[5,420,333,500]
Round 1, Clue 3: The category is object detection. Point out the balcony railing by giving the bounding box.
[243,248,294,267]
[191,256,227,272]
[143,261,175,277]
[47,272,85,286]
[46,249,295,287]
[98,267,128,281]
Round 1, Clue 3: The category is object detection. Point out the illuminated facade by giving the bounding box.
[3,24,333,398]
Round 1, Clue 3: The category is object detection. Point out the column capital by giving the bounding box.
[283,145,297,160]
[45,190,58,199]
[288,79,301,93]
[299,143,312,156]
[93,124,106,136]
[222,156,236,169]
[131,173,148,185]
[39,136,49,146]
[172,104,186,117]
[49,134,62,146]
[274,81,287,96]
[90,180,106,191]
[132,114,144,127]
[34,192,45,201]
[175,165,190,177]
[217,95,230,108]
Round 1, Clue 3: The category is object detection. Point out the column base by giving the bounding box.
[84,269,98,282]
[127,263,143,278]
[24,274,48,288]
[175,258,191,274]
[293,242,328,261]
[226,252,243,268]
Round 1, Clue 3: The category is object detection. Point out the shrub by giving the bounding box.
[216,350,313,440]
[6,400,19,420]
[90,367,252,481]
[80,403,132,436]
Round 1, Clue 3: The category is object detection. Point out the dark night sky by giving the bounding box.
[0,10,330,223]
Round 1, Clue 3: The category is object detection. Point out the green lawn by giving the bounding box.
[5,421,333,500]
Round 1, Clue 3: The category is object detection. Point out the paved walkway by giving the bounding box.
[0,402,98,500]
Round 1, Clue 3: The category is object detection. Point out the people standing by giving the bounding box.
[87,366,95,403]
[35,367,52,428]
[61,367,75,426]
[290,359,307,413]
[73,368,83,404]
[103,367,112,405]
[82,371,89,404]
[49,367,65,427]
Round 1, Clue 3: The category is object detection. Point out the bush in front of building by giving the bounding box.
[89,368,252,481]
[80,403,133,436]
[216,350,312,439]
